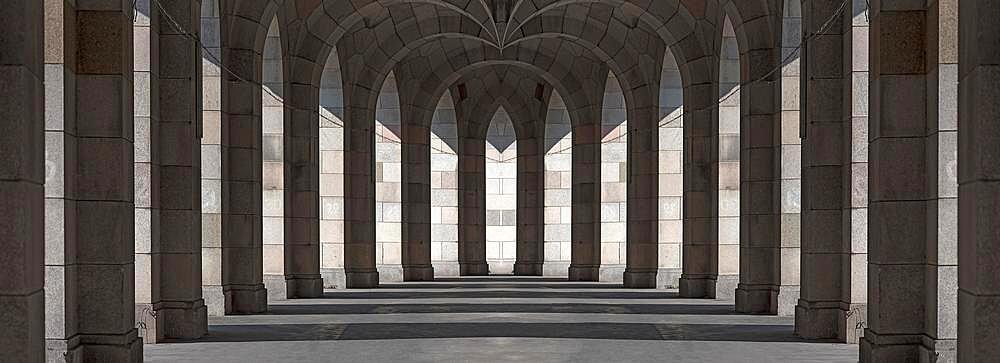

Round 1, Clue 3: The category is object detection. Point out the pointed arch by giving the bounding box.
[485,106,519,274]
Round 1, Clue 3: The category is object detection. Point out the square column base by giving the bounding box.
[136,299,208,343]
[286,275,324,298]
[678,275,717,298]
[794,300,840,339]
[224,284,268,314]
[513,262,542,276]
[735,284,778,314]
[47,338,84,363]
[1,292,44,361]
[860,330,955,362]
[403,266,435,281]
[623,269,657,288]
[79,329,142,362]
[568,265,600,282]
[460,262,489,276]
[345,271,379,288]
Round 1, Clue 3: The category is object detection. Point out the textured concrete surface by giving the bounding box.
[145,278,856,362]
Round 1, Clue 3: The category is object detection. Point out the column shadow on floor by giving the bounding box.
[182,322,826,343]
[266,303,735,315]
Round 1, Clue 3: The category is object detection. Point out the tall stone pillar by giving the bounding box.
[341,98,379,287]
[133,0,208,342]
[515,133,545,276]
[735,22,800,314]
[199,0,226,315]
[43,0,81,358]
[795,0,850,338]
[569,112,602,281]
[219,11,267,312]
[957,1,1000,360]
[0,0,44,361]
[282,79,324,297]
[625,95,660,288]
[458,134,489,275]
[680,79,722,297]
[73,0,142,358]
[795,0,869,342]
[862,0,958,360]
[400,106,434,281]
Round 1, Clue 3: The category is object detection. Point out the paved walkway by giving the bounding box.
[145,277,858,362]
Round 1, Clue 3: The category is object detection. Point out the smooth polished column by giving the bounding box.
[0,0,44,360]
[515,133,545,276]
[957,1,1000,360]
[458,135,489,275]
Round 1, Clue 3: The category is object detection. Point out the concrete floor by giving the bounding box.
[145,277,858,362]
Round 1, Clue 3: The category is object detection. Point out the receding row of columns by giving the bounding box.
[2,0,1000,361]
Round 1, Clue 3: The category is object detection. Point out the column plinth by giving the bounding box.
[225,284,268,314]
[285,275,324,298]
[345,271,380,288]
[568,265,600,282]
[794,300,840,339]
[623,269,657,288]
[679,275,717,298]
[403,265,435,281]
[735,284,778,314]
[513,262,542,276]
[460,263,489,276]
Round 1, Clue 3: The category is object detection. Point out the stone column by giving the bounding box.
[543,93,574,277]
[43,0,81,358]
[401,106,434,281]
[862,0,958,359]
[957,0,1000,360]
[282,79,324,297]
[134,0,208,342]
[625,96,660,288]
[220,11,267,312]
[795,0,849,339]
[657,54,685,289]
[515,132,545,276]
[200,0,225,315]
[797,0,870,342]
[569,110,601,281]
[317,48,345,288]
[458,134,489,275]
[717,20,741,298]
[838,0,870,341]
[74,1,142,358]
[341,98,379,287]
[261,19,285,299]
[680,79,722,297]
[734,27,799,314]
[0,0,44,360]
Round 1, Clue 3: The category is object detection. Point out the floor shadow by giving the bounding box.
[176,322,820,344]
[317,290,681,300]
[265,303,736,315]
